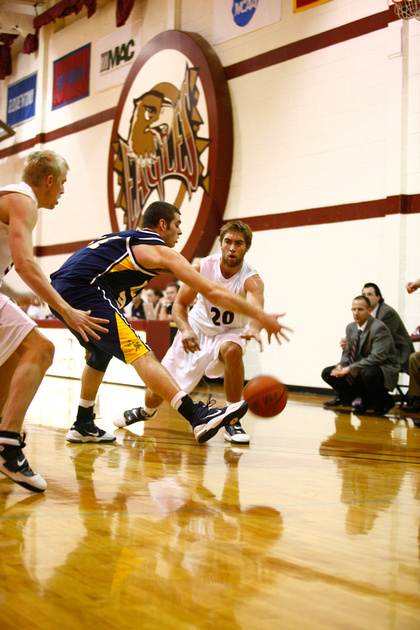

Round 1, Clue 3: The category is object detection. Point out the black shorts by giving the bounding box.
[50,280,150,372]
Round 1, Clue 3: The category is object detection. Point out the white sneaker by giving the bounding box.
[0,435,47,493]
[113,407,157,428]
[224,421,250,444]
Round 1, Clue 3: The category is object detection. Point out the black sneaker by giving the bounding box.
[66,420,116,443]
[113,407,157,428]
[192,398,248,444]
[224,421,250,444]
[0,434,47,493]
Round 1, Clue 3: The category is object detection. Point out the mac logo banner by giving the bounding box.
[108,31,233,261]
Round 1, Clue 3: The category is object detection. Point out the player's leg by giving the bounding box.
[219,340,250,445]
[130,350,248,443]
[65,360,117,443]
[114,328,206,429]
[0,319,53,492]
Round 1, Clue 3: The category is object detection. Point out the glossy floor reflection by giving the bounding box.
[1,378,420,629]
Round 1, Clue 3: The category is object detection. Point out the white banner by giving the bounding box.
[213,0,281,45]
[95,20,142,93]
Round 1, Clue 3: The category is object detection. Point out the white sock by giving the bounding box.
[171,391,188,410]
[79,399,95,408]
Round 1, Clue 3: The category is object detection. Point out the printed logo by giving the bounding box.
[232,0,259,27]
[108,31,233,262]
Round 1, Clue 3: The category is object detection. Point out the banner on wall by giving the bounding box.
[95,20,141,93]
[294,0,332,12]
[213,0,281,45]
[7,73,37,127]
[52,44,90,110]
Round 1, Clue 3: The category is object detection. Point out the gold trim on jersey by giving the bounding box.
[116,312,149,363]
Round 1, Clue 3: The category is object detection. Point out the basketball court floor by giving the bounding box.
[1,376,419,629]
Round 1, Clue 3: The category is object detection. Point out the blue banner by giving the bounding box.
[7,73,37,127]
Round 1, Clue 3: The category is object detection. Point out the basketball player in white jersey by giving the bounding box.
[115,221,278,444]
[0,151,108,492]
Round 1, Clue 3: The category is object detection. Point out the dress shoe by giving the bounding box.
[401,398,420,414]
[373,395,395,416]
[323,396,351,408]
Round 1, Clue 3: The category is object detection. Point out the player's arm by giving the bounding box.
[171,262,201,353]
[241,274,265,351]
[0,280,43,308]
[8,195,108,341]
[134,245,292,343]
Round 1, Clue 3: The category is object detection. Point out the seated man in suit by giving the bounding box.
[323,295,400,415]
[341,283,413,373]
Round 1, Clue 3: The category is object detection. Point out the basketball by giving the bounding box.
[243,375,288,418]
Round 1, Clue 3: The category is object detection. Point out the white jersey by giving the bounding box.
[189,254,258,336]
[0,182,37,283]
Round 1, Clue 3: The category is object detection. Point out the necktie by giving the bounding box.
[347,328,362,384]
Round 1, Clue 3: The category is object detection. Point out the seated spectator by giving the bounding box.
[130,292,146,319]
[144,287,163,319]
[400,351,420,414]
[340,283,414,373]
[158,282,180,322]
[322,295,400,415]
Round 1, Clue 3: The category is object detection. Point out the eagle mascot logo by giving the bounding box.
[112,66,210,230]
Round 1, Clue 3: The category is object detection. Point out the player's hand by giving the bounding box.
[260,312,293,344]
[241,324,264,352]
[181,330,200,353]
[15,292,43,308]
[63,307,109,342]
[406,281,420,294]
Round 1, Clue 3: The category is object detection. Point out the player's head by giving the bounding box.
[219,220,253,249]
[362,283,383,307]
[141,201,180,229]
[22,150,69,186]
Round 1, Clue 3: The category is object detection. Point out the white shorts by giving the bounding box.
[0,293,37,366]
[162,324,246,394]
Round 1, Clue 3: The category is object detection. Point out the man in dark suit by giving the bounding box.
[340,283,413,373]
[323,295,400,415]
[361,283,414,373]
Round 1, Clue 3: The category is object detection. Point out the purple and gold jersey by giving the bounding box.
[50,229,166,311]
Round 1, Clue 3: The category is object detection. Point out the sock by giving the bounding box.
[76,404,95,424]
[171,391,188,410]
[0,430,21,445]
[176,395,196,425]
[79,399,95,408]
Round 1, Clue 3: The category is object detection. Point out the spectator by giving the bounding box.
[323,295,400,415]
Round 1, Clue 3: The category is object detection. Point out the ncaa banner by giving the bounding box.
[213,0,281,45]
[7,73,37,127]
[95,20,141,93]
[52,44,90,110]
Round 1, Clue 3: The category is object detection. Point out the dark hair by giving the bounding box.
[363,283,384,303]
[354,295,371,308]
[22,150,69,186]
[141,201,180,228]
[165,282,180,291]
[219,220,253,249]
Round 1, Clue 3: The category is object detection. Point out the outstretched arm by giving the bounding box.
[406,278,420,294]
[8,194,108,341]
[133,245,293,343]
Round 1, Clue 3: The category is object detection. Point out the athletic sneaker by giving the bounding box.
[224,421,250,444]
[113,406,157,428]
[0,434,47,493]
[192,398,249,444]
[66,420,116,443]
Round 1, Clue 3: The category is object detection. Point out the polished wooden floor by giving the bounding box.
[1,378,420,629]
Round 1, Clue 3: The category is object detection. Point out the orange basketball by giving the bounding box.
[243,375,288,418]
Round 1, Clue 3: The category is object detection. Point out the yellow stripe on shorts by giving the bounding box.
[116,312,149,364]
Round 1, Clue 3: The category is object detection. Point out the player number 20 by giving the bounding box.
[211,307,234,326]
